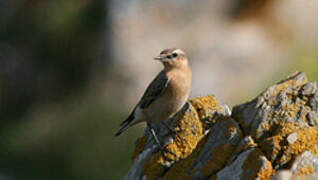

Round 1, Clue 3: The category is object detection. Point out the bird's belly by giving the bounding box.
[144,96,187,123]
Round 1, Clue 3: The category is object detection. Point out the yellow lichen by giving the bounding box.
[143,100,204,178]
[162,135,210,180]
[287,127,318,157]
[141,95,224,179]
[282,103,300,118]
[189,95,222,128]
[296,165,315,176]
[271,72,307,97]
[163,105,204,161]
[260,122,300,162]
[257,160,275,180]
[260,122,318,166]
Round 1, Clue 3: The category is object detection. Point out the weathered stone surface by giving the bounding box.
[216,148,274,180]
[273,170,318,180]
[291,151,318,175]
[286,132,298,144]
[232,71,313,140]
[272,170,293,180]
[125,72,318,180]
[260,124,318,169]
[127,95,224,180]
[189,116,242,179]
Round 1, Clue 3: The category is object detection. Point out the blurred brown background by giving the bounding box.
[0,0,317,179]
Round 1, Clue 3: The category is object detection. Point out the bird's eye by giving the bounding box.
[172,53,178,58]
[166,55,171,59]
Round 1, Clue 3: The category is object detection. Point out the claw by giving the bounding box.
[148,123,177,158]
[160,146,177,158]
[162,122,185,144]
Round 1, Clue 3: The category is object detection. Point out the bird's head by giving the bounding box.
[154,48,188,68]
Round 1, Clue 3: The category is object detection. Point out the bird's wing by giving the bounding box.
[115,71,168,136]
[139,71,169,109]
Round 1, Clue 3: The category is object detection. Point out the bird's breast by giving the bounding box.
[143,69,191,123]
[166,70,191,100]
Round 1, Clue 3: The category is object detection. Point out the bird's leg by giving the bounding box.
[147,123,176,157]
[162,122,185,143]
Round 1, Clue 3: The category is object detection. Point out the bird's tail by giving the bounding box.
[114,113,135,137]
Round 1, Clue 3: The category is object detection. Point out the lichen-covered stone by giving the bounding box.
[126,96,224,180]
[143,103,204,179]
[272,170,293,180]
[291,151,318,176]
[189,116,242,179]
[232,71,313,140]
[189,95,223,131]
[216,148,274,180]
[226,136,257,166]
[260,124,318,168]
[126,72,318,180]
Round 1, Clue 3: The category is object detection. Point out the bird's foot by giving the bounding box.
[159,146,177,158]
[162,122,185,144]
[148,124,177,157]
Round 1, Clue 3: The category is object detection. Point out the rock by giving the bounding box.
[301,82,317,96]
[189,116,242,179]
[308,111,318,126]
[216,148,274,180]
[232,71,310,140]
[291,151,318,175]
[125,72,318,180]
[127,95,224,180]
[272,170,293,180]
[286,132,298,144]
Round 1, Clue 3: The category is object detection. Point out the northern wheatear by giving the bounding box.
[115,48,192,147]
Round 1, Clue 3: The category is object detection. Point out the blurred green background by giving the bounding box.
[0,0,317,179]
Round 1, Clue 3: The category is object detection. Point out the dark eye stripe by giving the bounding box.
[166,55,171,59]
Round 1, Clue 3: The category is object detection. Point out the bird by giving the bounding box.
[114,48,192,148]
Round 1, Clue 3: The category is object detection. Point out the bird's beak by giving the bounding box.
[154,56,164,61]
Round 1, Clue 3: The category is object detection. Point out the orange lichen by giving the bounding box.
[189,95,221,117]
[242,149,274,180]
[260,122,300,162]
[287,127,318,157]
[132,135,149,161]
[257,90,309,139]
[141,95,225,179]
[257,160,275,180]
[271,72,307,97]
[282,103,300,118]
[249,72,309,140]
[189,95,222,128]
[143,101,204,178]
[296,165,315,176]
[162,104,204,161]
[162,135,210,180]
[260,122,318,167]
